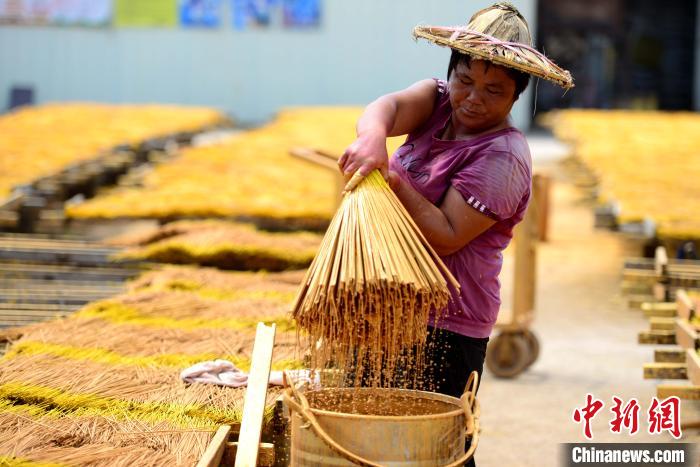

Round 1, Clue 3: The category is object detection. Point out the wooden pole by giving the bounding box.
[289,147,344,210]
[511,187,538,327]
[235,323,276,467]
[677,289,696,321]
[532,173,550,242]
[196,425,231,467]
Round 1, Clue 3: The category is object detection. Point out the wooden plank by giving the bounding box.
[289,147,338,171]
[641,302,677,318]
[653,283,668,302]
[686,349,700,386]
[0,309,71,318]
[622,269,656,283]
[0,236,117,250]
[0,303,75,312]
[235,323,276,467]
[642,302,677,312]
[0,192,26,211]
[196,425,231,467]
[288,147,344,209]
[0,279,124,291]
[0,289,119,298]
[510,189,537,328]
[655,349,686,363]
[623,257,655,270]
[223,442,275,467]
[0,250,116,266]
[655,246,668,277]
[0,262,140,281]
[675,319,698,350]
[0,210,19,229]
[621,281,653,296]
[657,384,700,400]
[668,270,700,280]
[638,331,676,345]
[681,420,700,430]
[0,297,93,306]
[668,263,700,274]
[643,363,687,380]
[0,232,90,243]
[677,289,695,321]
[0,318,61,327]
[649,317,675,331]
[532,173,550,242]
[629,295,655,309]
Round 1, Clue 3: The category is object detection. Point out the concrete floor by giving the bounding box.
[475,142,700,466]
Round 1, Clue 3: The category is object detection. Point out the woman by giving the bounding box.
[339,3,573,400]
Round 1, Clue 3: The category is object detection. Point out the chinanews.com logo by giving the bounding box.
[562,394,697,466]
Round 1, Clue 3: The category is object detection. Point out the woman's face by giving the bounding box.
[447,59,518,134]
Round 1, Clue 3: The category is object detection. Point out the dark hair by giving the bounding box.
[447,50,530,99]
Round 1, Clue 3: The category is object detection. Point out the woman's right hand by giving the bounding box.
[337,130,389,182]
[338,80,436,191]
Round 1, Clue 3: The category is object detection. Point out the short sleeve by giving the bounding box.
[451,151,530,221]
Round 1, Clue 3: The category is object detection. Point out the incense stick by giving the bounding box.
[292,170,459,387]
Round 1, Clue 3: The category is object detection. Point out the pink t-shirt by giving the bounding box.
[388,79,532,338]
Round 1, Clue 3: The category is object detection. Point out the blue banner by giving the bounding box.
[180,0,222,28]
[282,0,319,28]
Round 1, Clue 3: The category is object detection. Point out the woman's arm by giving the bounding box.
[338,79,437,178]
[388,173,496,256]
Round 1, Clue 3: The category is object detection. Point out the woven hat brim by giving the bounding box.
[413,26,574,90]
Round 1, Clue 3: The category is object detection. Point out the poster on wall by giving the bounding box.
[282,0,319,28]
[50,0,112,26]
[0,0,111,25]
[231,0,277,30]
[114,0,176,27]
[230,0,319,30]
[180,0,222,28]
[0,0,23,23]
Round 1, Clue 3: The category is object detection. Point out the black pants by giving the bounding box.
[423,326,489,398]
[423,326,489,467]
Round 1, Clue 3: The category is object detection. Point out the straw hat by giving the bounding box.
[413,2,573,89]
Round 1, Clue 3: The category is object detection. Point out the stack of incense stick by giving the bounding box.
[292,170,459,386]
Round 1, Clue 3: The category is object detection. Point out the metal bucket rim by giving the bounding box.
[301,387,465,422]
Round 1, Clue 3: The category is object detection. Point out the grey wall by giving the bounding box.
[0,0,537,129]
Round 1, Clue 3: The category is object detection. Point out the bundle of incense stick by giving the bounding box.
[292,170,459,387]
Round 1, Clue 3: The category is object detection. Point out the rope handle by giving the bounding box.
[283,370,481,466]
[283,374,381,467]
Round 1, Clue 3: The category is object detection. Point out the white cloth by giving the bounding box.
[180,359,249,387]
[180,359,320,388]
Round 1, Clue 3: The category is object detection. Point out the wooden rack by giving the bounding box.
[0,233,145,329]
[0,124,231,234]
[641,289,700,403]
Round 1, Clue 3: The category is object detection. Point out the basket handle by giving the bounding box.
[442,371,481,467]
[283,376,381,467]
[283,370,481,467]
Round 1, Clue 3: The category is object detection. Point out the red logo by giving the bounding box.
[573,395,682,439]
[573,393,605,440]
[648,396,681,439]
[609,397,640,435]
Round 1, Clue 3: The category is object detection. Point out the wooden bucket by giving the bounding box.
[283,373,479,467]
